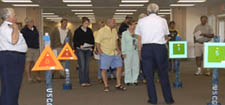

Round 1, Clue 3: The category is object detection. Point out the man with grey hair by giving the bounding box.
[0,8,27,105]
[147,3,159,14]
[193,16,214,76]
[135,3,174,104]
[21,17,41,83]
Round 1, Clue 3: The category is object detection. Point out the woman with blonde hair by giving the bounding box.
[139,13,147,19]
[122,20,139,85]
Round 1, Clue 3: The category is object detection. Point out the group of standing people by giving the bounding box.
[0,4,174,104]
[0,2,215,105]
[73,3,176,104]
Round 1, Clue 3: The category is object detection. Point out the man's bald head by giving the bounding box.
[106,18,116,29]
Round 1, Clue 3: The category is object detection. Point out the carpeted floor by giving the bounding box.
[19,59,225,105]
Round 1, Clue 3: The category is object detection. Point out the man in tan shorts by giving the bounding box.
[193,16,214,76]
[21,17,41,82]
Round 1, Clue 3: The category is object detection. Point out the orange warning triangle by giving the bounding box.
[32,44,64,71]
[57,43,77,60]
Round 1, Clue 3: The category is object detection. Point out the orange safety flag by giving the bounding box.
[32,44,64,71]
[57,43,77,60]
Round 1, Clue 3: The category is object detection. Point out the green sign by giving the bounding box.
[204,43,225,68]
[169,41,187,59]
[173,44,185,55]
[208,46,225,63]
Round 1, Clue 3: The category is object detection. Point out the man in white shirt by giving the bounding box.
[50,19,73,79]
[0,8,28,105]
[135,3,174,105]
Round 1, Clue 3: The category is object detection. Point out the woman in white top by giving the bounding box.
[122,20,139,85]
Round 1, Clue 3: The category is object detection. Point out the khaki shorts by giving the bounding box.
[26,48,40,62]
[194,43,204,57]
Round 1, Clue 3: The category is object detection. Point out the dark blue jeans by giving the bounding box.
[76,49,92,84]
[141,44,174,104]
[0,51,25,105]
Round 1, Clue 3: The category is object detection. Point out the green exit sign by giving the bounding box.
[204,43,225,68]
[169,41,187,59]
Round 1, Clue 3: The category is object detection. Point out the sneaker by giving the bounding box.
[195,69,202,76]
[205,71,211,76]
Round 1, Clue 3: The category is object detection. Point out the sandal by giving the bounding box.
[81,83,87,87]
[85,83,92,87]
[104,86,110,92]
[115,85,127,91]
[28,79,35,83]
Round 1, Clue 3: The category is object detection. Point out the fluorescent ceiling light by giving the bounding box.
[159,15,166,17]
[12,4,39,7]
[116,9,137,12]
[75,13,94,15]
[178,0,206,3]
[170,4,195,7]
[159,9,171,12]
[113,15,127,18]
[63,0,91,3]
[115,13,133,15]
[42,15,59,17]
[67,4,92,6]
[113,17,125,20]
[77,14,95,16]
[46,17,62,20]
[217,14,225,17]
[2,0,32,3]
[77,15,95,18]
[42,13,55,15]
[158,12,171,15]
[113,16,125,18]
[77,15,95,19]
[78,16,95,19]
[121,0,148,3]
[119,4,144,7]
[77,15,95,17]
[72,9,93,12]
[113,14,127,16]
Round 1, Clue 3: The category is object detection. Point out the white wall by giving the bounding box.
[14,8,27,25]
[218,19,225,42]
[186,7,207,58]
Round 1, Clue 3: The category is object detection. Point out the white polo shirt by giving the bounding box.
[58,27,68,45]
[135,14,170,44]
[0,21,27,52]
